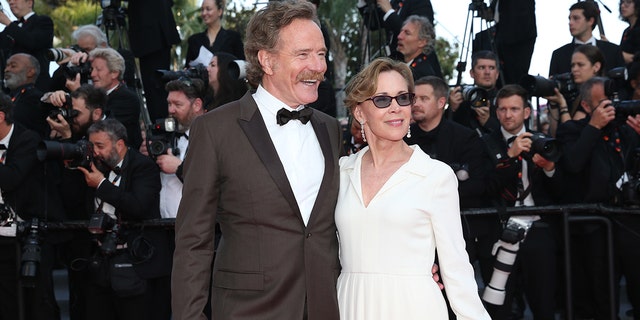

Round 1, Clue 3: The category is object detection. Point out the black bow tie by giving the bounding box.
[276,107,313,125]
[112,166,121,176]
[18,17,26,24]
[0,144,6,150]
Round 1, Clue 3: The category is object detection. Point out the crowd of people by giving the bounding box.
[0,0,639,319]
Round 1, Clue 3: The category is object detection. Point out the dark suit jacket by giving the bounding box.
[185,28,245,66]
[556,118,639,204]
[406,119,493,209]
[0,124,64,221]
[0,14,54,91]
[548,40,625,76]
[409,52,442,80]
[106,84,143,149]
[172,92,342,320]
[10,83,53,138]
[127,0,181,58]
[94,148,170,278]
[482,129,564,208]
[492,0,537,45]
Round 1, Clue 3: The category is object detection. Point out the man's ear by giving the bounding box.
[258,50,273,75]
[92,108,103,121]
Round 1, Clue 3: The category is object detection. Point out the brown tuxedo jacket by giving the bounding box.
[172,92,342,320]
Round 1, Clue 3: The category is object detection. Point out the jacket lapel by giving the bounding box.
[237,94,301,218]
[307,112,336,227]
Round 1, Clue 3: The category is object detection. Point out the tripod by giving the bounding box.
[454,0,502,87]
[96,4,153,130]
[360,0,389,66]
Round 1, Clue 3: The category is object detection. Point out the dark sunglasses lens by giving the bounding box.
[372,96,392,108]
[396,93,413,106]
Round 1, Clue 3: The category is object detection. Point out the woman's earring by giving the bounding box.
[406,126,411,138]
[360,122,366,143]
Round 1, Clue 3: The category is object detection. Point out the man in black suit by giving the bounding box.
[405,76,498,287]
[0,0,53,91]
[77,118,170,320]
[489,0,537,86]
[66,48,143,149]
[4,53,53,137]
[481,84,562,320]
[556,77,640,319]
[0,93,61,320]
[358,0,434,60]
[549,1,625,76]
[127,0,181,122]
[396,15,443,80]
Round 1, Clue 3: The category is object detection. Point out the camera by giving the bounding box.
[482,217,533,305]
[46,44,82,62]
[147,118,181,158]
[37,139,94,170]
[48,94,79,122]
[461,85,489,108]
[618,148,640,206]
[18,218,45,287]
[521,132,562,162]
[99,224,120,256]
[156,64,208,84]
[60,61,92,83]
[519,72,578,100]
[88,212,116,235]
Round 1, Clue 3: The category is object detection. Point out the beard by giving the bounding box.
[4,71,27,90]
[93,147,121,174]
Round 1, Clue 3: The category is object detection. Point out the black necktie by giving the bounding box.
[506,136,517,146]
[276,107,313,125]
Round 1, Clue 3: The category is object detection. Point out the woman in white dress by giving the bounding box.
[336,57,490,320]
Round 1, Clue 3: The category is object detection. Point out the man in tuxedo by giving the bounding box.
[549,1,625,76]
[77,118,171,320]
[358,0,434,61]
[405,76,498,286]
[396,15,442,80]
[171,1,342,319]
[0,93,60,320]
[0,0,53,91]
[4,53,53,137]
[65,48,142,149]
[481,84,562,320]
[556,77,640,319]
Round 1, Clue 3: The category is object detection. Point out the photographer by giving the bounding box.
[357,0,433,61]
[204,52,249,111]
[0,93,61,320]
[79,119,170,320]
[48,25,109,92]
[4,53,54,138]
[556,77,640,319]
[396,15,443,80]
[448,50,500,136]
[141,78,205,219]
[65,48,143,149]
[482,85,563,320]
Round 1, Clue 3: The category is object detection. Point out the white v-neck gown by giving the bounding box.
[335,145,490,320]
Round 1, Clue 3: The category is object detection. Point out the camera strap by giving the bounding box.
[95,171,121,214]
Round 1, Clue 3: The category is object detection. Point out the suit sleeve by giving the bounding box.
[2,16,53,51]
[0,129,40,191]
[556,121,601,174]
[95,153,161,221]
[172,115,219,320]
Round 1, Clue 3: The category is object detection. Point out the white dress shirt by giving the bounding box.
[160,132,189,219]
[254,85,324,226]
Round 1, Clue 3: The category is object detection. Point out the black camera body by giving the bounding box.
[61,61,92,83]
[461,85,489,108]
[148,118,180,158]
[88,212,116,235]
[156,64,208,84]
[37,139,94,170]
[520,73,578,101]
[521,132,562,162]
[48,95,79,122]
